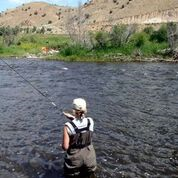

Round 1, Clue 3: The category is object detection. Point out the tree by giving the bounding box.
[65,0,89,46]
[167,22,178,52]
[2,26,15,46]
[77,0,82,43]
[110,24,136,47]
[0,27,5,36]
[13,26,20,35]
[40,26,45,34]
[110,25,125,47]
[95,31,109,49]
[32,26,37,33]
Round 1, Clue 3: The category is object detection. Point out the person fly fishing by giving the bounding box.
[1,60,97,177]
[62,98,97,178]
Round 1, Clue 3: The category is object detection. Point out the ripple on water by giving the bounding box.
[0,60,178,177]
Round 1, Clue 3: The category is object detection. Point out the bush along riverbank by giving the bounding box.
[53,23,178,62]
[0,23,178,62]
[0,32,70,58]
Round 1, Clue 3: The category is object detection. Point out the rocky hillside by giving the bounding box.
[0,2,78,34]
[0,0,178,34]
[83,0,178,31]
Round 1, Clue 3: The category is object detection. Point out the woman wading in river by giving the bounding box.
[62,98,97,178]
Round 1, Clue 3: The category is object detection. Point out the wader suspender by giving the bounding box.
[69,118,91,149]
[70,118,90,133]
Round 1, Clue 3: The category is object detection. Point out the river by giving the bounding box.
[0,58,178,178]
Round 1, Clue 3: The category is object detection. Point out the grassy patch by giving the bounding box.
[0,34,71,57]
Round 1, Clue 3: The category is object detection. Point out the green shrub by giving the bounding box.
[0,44,3,52]
[143,26,154,35]
[61,46,73,56]
[130,32,147,48]
[141,41,168,56]
[42,13,46,17]
[110,25,127,47]
[85,13,90,19]
[119,43,135,55]
[32,26,37,33]
[40,27,45,34]
[47,28,52,32]
[60,44,88,56]
[48,20,52,24]
[121,5,124,9]
[150,25,167,43]
[18,35,37,43]
[94,31,109,49]
[34,11,38,15]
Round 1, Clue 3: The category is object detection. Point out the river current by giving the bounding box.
[0,58,178,178]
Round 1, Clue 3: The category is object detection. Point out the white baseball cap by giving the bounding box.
[72,98,87,112]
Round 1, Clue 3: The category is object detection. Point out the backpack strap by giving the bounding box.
[69,118,91,134]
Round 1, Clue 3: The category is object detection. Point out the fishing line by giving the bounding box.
[1,59,57,108]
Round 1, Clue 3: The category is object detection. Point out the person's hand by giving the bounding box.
[63,111,75,120]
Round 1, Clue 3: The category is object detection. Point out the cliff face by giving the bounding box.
[85,8,178,31]
[0,0,178,34]
[82,0,178,31]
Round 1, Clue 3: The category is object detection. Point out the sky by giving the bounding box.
[0,0,88,12]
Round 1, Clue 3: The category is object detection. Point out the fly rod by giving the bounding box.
[1,59,57,108]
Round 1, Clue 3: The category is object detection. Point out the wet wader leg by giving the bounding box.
[64,176,80,178]
[64,164,80,178]
[88,172,97,178]
[64,174,96,178]
[79,172,97,178]
[83,145,97,172]
[64,149,83,178]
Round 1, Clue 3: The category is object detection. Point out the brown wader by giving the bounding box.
[64,119,97,178]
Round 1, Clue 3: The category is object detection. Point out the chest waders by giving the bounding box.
[68,118,92,149]
[64,118,97,178]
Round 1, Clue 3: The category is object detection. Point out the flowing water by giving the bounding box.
[0,58,178,178]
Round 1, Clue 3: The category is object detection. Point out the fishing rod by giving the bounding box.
[1,59,57,108]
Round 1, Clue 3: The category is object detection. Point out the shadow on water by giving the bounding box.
[41,167,97,178]
[42,168,64,178]
[21,160,65,178]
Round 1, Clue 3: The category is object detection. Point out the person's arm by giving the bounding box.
[62,126,70,151]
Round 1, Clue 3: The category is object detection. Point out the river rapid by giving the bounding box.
[0,58,178,178]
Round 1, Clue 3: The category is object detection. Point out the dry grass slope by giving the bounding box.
[0,0,178,34]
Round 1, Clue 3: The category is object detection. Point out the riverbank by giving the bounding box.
[1,43,177,63]
[47,56,178,63]
[45,50,178,63]
[0,24,178,63]
[2,53,177,63]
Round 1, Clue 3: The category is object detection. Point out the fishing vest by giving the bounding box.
[67,118,92,149]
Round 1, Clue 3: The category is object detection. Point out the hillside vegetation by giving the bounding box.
[1,23,178,62]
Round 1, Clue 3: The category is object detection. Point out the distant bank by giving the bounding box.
[0,23,178,63]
